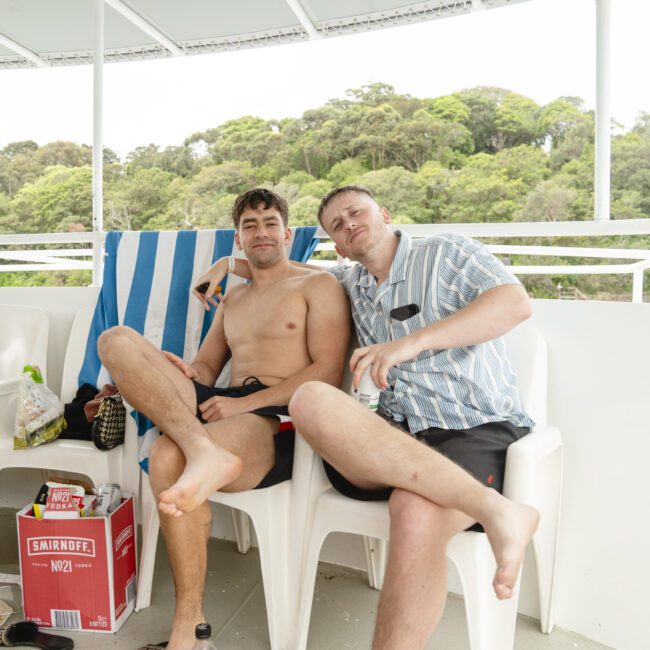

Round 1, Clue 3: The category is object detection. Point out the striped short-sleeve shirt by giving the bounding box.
[330,231,535,432]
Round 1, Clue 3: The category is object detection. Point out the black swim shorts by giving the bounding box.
[192,377,294,490]
[323,412,529,531]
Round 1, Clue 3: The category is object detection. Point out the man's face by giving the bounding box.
[320,191,391,260]
[235,205,290,268]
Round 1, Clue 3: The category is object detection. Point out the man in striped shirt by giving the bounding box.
[288,186,540,649]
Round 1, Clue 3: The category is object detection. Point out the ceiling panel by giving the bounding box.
[0,0,535,69]
[130,0,301,42]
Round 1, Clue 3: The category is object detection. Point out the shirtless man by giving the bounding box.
[196,186,539,649]
[97,188,349,649]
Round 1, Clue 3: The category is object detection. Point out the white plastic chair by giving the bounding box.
[295,324,563,650]
[0,305,49,436]
[0,306,140,497]
[135,416,314,650]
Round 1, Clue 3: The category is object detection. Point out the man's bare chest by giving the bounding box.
[224,285,308,347]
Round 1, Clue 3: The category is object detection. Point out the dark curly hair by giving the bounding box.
[232,188,289,228]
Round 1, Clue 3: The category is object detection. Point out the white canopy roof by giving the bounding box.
[0,0,532,69]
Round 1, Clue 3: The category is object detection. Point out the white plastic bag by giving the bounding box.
[13,366,66,449]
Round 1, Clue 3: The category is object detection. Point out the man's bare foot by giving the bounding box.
[159,439,243,517]
[482,496,540,600]
[165,614,204,650]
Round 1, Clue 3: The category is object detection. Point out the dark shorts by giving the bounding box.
[323,412,529,532]
[192,378,294,490]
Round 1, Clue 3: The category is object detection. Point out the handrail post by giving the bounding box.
[92,0,104,286]
[92,231,104,288]
[594,0,612,221]
[632,267,645,304]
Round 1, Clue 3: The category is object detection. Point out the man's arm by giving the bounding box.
[200,273,350,421]
[352,283,531,390]
[189,305,231,386]
[193,256,322,310]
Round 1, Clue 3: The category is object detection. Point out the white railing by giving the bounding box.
[0,232,98,274]
[2,219,650,302]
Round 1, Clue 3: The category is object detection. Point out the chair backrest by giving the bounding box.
[503,323,548,428]
[60,306,95,404]
[0,304,49,381]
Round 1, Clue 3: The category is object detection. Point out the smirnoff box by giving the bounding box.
[16,495,136,633]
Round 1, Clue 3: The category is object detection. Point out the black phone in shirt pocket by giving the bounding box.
[390,304,420,321]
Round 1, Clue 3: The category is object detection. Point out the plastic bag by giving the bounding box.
[13,365,66,449]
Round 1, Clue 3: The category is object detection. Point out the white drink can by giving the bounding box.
[95,482,122,516]
[351,364,381,412]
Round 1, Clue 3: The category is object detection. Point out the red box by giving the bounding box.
[16,496,137,633]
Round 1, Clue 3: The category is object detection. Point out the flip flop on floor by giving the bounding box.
[137,643,168,650]
[1,621,73,649]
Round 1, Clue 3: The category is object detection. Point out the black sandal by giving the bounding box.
[1,621,73,649]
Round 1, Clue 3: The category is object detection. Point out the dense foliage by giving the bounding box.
[1,84,649,297]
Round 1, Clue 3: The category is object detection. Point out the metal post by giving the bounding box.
[594,0,611,221]
[632,267,645,303]
[92,0,104,286]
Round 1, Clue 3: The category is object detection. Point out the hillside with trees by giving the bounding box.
[1,83,649,298]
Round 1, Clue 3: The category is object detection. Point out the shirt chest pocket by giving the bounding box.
[389,311,428,340]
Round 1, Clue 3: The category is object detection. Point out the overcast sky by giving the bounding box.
[1,0,647,160]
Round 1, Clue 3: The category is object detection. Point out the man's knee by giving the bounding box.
[289,381,336,427]
[389,489,451,544]
[97,325,139,363]
[148,435,185,487]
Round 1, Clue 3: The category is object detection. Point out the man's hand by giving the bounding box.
[351,336,421,390]
[162,350,201,381]
[192,258,228,311]
[198,395,252,422]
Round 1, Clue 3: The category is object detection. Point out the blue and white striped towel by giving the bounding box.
[79,227,319,471]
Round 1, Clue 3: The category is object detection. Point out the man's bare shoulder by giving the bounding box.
[221,283,248,306]
[301,270,347,299]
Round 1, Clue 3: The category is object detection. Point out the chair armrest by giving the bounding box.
[506,425,562,466]
[504,424,563,504]
[294,431,330,495]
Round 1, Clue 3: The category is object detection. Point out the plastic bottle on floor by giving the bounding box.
[192,623,217,650]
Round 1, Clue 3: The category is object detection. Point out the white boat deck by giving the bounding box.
[0,508,610,650]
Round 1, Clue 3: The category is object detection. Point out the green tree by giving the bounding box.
[440,154,525,223]
[9,166,92,232]
[493,93,541,150]
[34,141,92,168]
[357,167,427,222]
[518,179,578,221]
[390,109,473,171]
[105,167,176,230]
[455,87,507,153]
[190,161,258,196]
[298,179,332,200]
[325,158,369,186]
[289,195,320,226]
[426,95,471,125]
[350,104,402,169]
[2,140,39,159]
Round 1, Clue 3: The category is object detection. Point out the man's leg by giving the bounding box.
[373,490,473,650]
[148,413,277,650]
[289,382,538,599]
[98,325,242,515]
